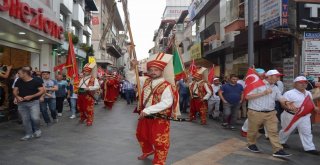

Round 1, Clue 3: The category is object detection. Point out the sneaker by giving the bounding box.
[34,130,42,138]
[305,150,320,155]
[281,143,290,149]
[57,113,62,117]
[228,126,236,130]
[247,144,261,153]
[273,149,292,157]
[69,115,76,119]
[221,123,228,127]
[20,135,33,141]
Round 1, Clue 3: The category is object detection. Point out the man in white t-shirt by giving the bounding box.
[208,78,221,119]
[279,76,320,155]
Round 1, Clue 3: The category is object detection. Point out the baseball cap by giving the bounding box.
[255,68,265,75]
[265,69,283,76]
[41,70,50,73]
[213,78,219,81]
[294,76,308,83]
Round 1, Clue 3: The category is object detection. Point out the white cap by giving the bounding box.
[294,76,307,83]
[265,69,283,76]
[213,78,219,81]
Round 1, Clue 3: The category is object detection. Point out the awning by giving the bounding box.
[106,43,122,58]
[85,0,98,11]
[204,42,234,61]
[177,10,189,24]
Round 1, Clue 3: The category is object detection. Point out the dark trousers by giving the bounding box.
[125,89,135,104]
[179,93,189,113]
[56,97,65,113]
[275,101,283,122]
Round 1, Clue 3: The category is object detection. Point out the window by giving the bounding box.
[226,0,244,24]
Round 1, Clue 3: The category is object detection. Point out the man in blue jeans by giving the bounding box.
[40,70,58,125]
[13,68,45,141]
[219,74,243,130]
[123,79,135,104]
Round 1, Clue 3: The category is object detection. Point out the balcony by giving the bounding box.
[105,38,122,58]
[224,19,245,34]
[60,0,73,14]
[200,22,219,41]
[72,3,84,27]
[83,25,92,35]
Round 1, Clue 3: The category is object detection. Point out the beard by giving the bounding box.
[150,74,161,79]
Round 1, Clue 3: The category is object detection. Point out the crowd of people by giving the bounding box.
[1,58,320,165]
[0,63,138,140]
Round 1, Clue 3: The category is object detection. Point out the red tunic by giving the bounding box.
[77,76,96,125]
[136,78,178,165]
[189,80,211,124]
[101,77,119,109]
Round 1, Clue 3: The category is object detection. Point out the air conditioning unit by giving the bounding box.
[210,40,222,50]
[224,31,240,43]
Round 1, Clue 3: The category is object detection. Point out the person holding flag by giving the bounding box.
[77,63,100,126]
[189,67,212,125]
[246,69,294,157]
[127,53,179,165]
[279,76,320,155]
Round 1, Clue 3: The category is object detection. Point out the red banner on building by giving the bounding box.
[92,16,99,25]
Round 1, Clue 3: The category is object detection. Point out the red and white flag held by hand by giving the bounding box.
[208,64,215,84]
[284,95,315,132]
[189,59,197,75]
[243,68,265,97]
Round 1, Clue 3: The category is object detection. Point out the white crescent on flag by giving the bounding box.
[246,74,260,86]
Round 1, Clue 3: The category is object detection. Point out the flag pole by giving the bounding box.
[121,0,141,108]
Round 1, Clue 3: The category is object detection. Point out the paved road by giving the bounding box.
[0,100,319,165]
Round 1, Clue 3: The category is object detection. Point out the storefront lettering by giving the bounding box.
[0,0,63,40]
[305,3,320,18]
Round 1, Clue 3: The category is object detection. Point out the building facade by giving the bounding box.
[91,0,125,73]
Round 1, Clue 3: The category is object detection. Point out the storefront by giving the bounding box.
[0,0,64,73]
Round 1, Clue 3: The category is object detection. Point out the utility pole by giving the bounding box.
[248,0,254,66]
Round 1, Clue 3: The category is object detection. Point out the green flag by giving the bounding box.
[173,47,186,80]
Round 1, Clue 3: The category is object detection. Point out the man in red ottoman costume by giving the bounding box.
[127,53,180,165]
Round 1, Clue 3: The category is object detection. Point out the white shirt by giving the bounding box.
[126,70,173,115]
[277,80,284,94]
[78,75,100,91]
[190,80,212,100]
[283,89,312,108]
[248,80,284,111]
[209,84,221,100]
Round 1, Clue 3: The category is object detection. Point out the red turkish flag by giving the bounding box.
[189,59,197,75]
[54,63,65,72]
[92,16,99,25]
[65,32,79,92]
[243,68,265,97]
[208,65,215,84]
[284,95,315,132]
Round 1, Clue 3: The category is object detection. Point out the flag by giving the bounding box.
[208,65,215,84]
[92,16,99,25]
[284,95,315,132]
[97,67,105,77]
[65,32,79,92]
[243,68,265,97]
[189,59,197,75]
[54,63,65,72]
[173,47,186,80]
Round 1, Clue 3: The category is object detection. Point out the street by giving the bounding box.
[0,100,319,165]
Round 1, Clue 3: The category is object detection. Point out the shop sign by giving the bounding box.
[297,2,320,30]
[0,0,64,40]
[259,0,288,29]
[303,32,320,77]
[188,0,209,20]
[190,43,202,60]
[283,58,294,92]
